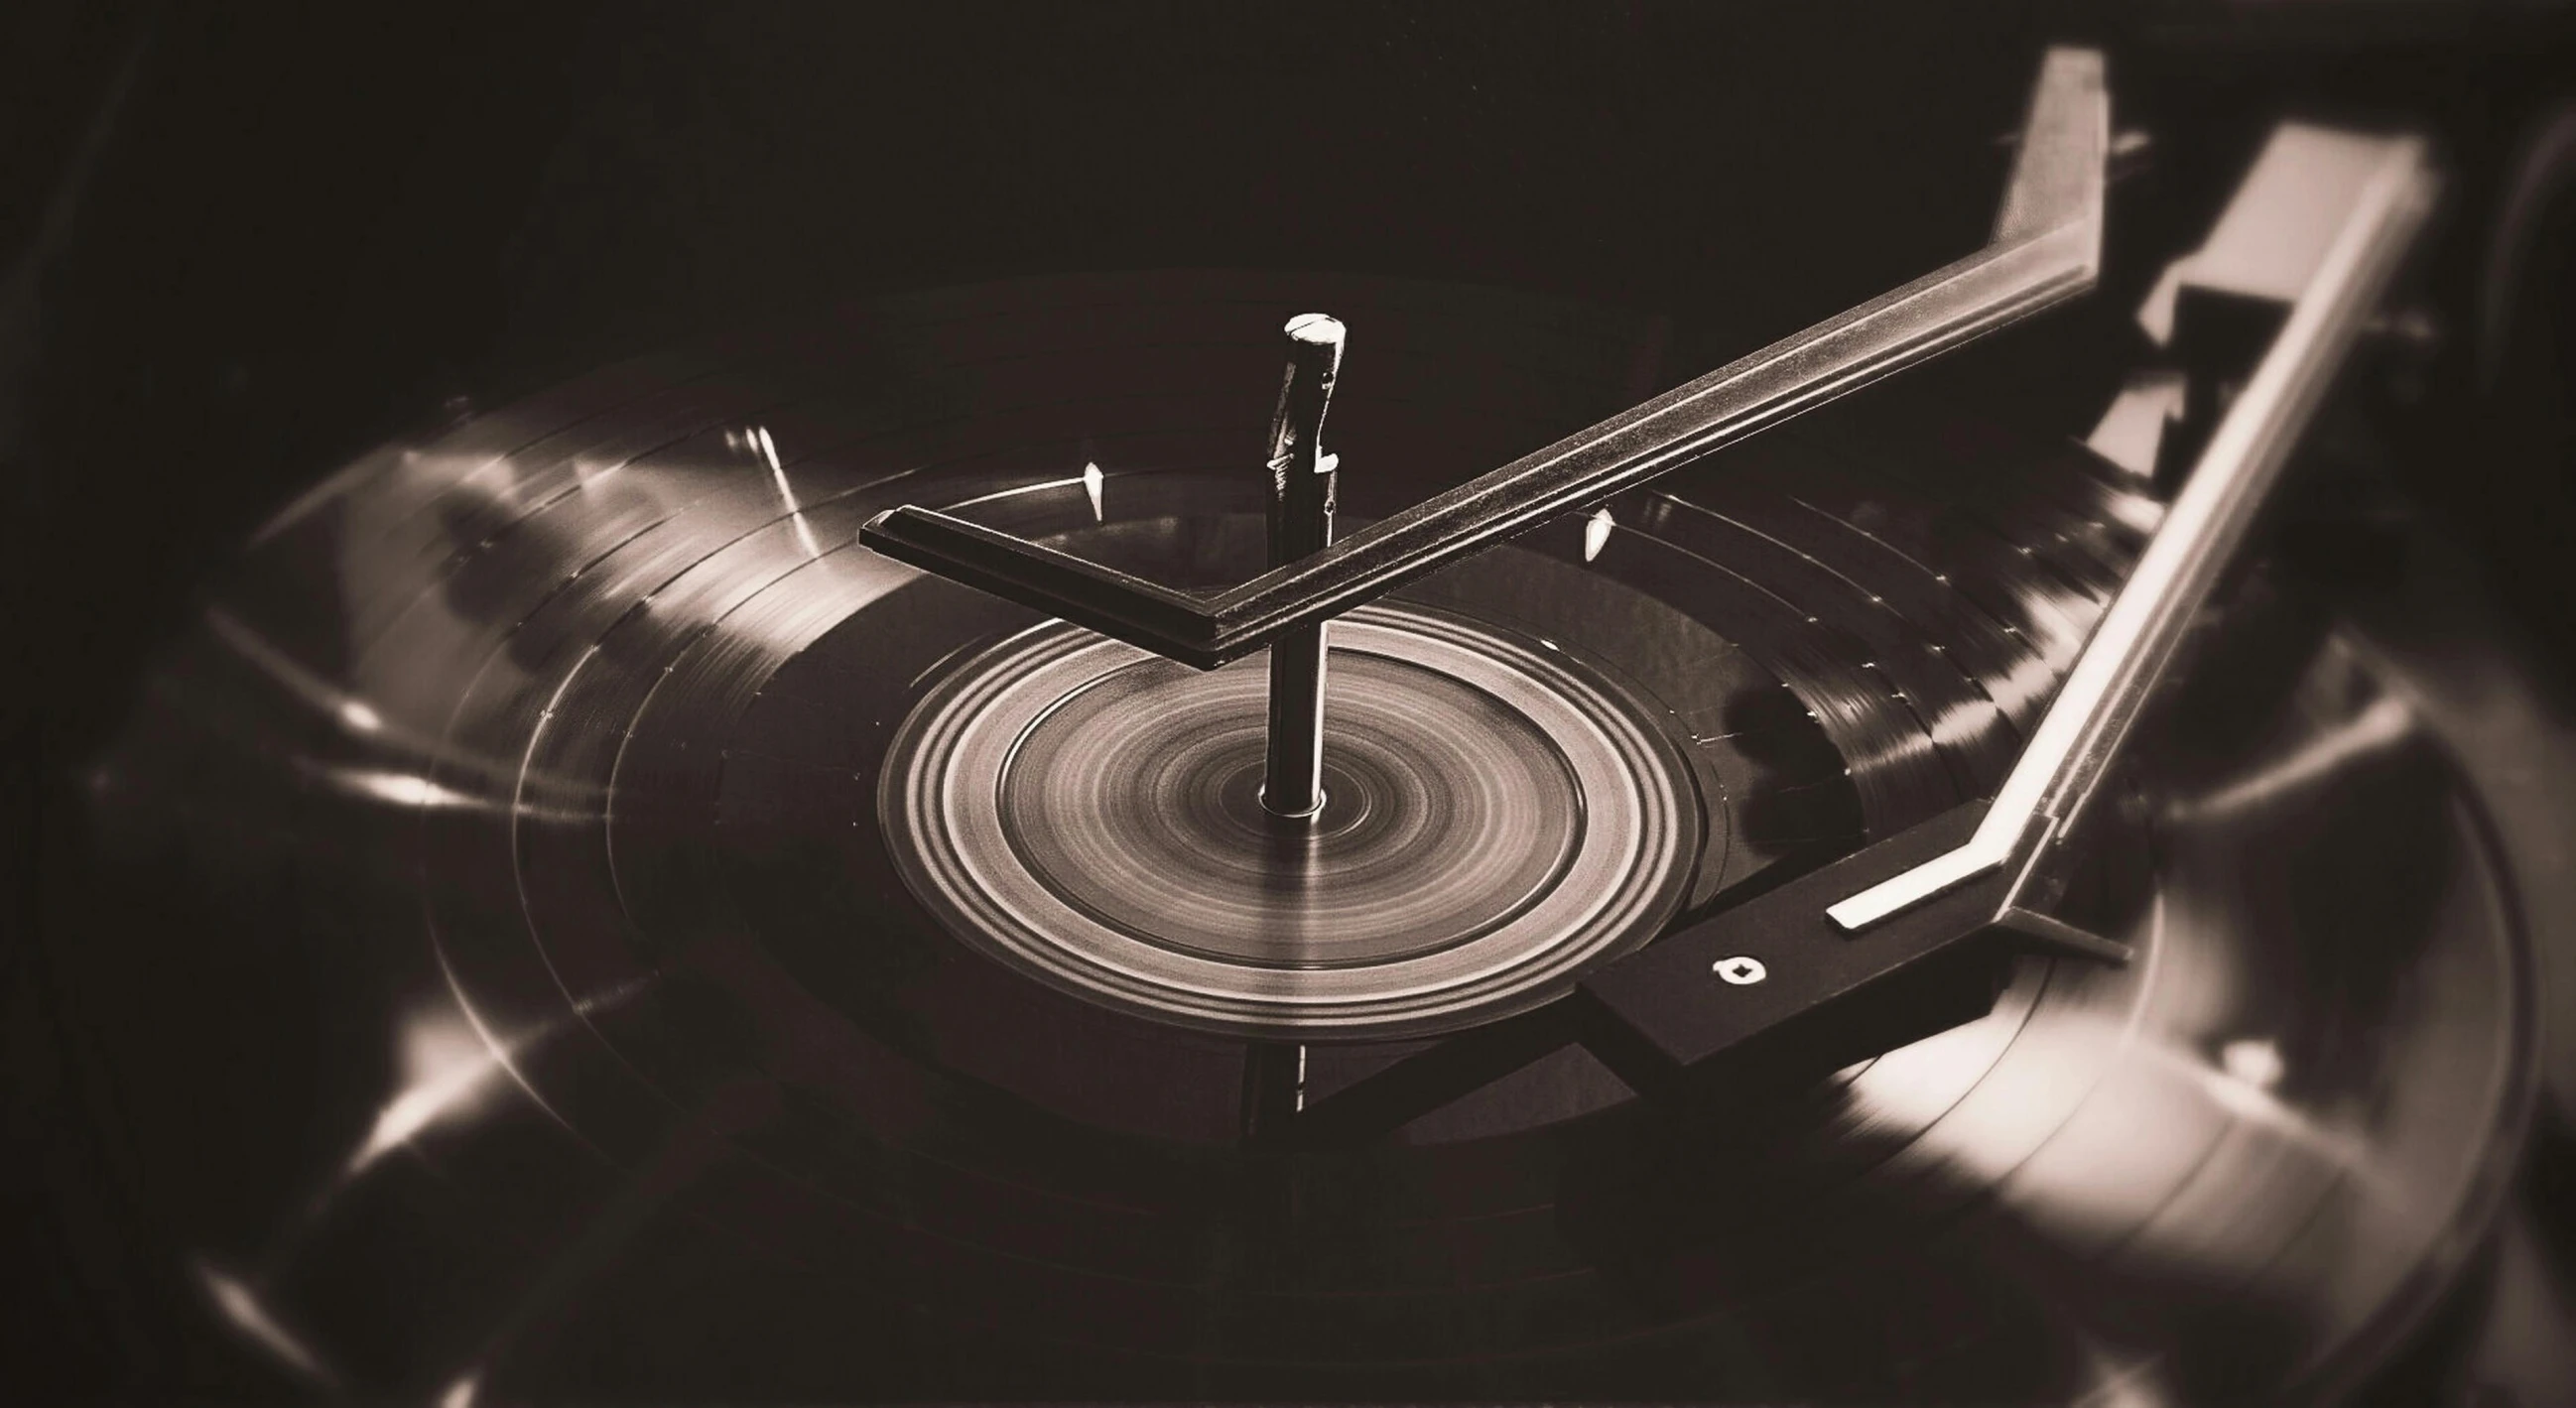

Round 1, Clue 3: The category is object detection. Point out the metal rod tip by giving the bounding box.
[1285,313,1346,347]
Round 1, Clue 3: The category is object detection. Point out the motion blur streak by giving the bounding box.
[193,1262,334,1388]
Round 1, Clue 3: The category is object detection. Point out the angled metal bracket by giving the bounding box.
[859,48,2110,669]
[1826,130,2438,932]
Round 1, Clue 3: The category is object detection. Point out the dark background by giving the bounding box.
[5,1,2573,1396]
[10,1,2575,768]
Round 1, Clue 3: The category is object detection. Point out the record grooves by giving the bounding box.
[877,596,1701,1039]
[70,269,2539,1401]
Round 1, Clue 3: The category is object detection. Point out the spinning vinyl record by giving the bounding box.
[74,272,2534,1402]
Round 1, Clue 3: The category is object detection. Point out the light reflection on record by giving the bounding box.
[83,273,2532,1402]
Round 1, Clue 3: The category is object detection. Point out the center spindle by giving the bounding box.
[1260,313,1346,819]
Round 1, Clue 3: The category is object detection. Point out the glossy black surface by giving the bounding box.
[57,273,2542,1401]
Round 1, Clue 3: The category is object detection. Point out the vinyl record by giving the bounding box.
[80,272,2531,1402]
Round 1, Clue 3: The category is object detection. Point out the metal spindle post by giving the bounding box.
[1261,314,1346,819]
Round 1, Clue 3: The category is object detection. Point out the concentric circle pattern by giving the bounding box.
[883,604,1699,1037]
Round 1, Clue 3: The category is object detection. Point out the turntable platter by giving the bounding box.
[878,598,1701,1039]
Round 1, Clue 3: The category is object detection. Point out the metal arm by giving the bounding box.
[1827,131,2438,932]
[1573,128,2441,1105]
[859,48,2109,670]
